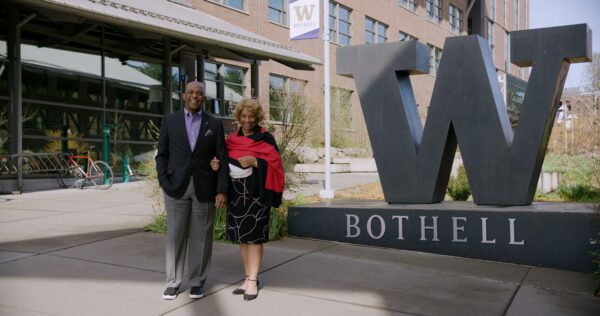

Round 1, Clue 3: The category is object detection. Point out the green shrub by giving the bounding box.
[269,205,288,241]
[447,165,471,201]
[557,183,600,202]
[213,207,228,241]
[295,192,311,205]
[144,211,167,234]
[145,204,289,242]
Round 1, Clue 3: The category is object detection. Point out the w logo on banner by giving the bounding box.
[290,0,319,40]
[337,25,591,206]
[293,3,316,21]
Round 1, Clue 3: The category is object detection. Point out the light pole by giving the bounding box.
[320,0,334,199]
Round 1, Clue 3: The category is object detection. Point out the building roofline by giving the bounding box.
[17,0,322,68]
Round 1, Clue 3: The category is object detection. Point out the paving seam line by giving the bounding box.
[159,241,339,316]
[48,252,166,274]
[0,302,53,316]
[255,287,428,316]
[0,229,143,265]
[502,266,531,316]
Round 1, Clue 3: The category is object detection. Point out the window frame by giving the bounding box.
[399,0,417,12]
[504,31,510,72]
[398,31,417,41]
[428,44,443,76]
[449,5,463,35]
[426,0,442,25]
[365,16,388,44]
[329,1,352,46]
[488,21,495,54]
[204,61,247,118]
[268,0,288,26]
[268,74,306,123]
[207,0,246,12]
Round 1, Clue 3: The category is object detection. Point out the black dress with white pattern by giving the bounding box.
[226,174,270,244]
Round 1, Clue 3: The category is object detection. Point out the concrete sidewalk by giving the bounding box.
[0,180,599,315]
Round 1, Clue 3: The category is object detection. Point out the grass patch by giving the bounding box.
[534,189,563,202]
[145,205,290,242]
[557,183,600,203]
[543,155,597,184]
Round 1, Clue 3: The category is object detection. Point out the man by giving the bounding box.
[155,81,228,300]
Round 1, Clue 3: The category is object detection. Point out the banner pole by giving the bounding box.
[320,0,334,199]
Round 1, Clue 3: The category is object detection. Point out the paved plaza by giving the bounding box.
[0,178,598,315]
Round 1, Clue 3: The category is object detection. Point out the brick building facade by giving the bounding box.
[184,0,529,142]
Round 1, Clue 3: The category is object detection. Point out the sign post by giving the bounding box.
[289,0,333,198]
[319,0,334,198]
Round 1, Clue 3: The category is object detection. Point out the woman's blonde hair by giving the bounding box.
[233,98,265,123]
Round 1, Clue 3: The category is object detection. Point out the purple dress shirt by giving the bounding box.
[184,108,202,151]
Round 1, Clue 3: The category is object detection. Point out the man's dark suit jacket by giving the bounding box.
[155,109,228,201]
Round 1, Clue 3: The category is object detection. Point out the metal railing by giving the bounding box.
[0,152,69,176]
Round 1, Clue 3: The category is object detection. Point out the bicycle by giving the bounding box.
[57,146,114,190]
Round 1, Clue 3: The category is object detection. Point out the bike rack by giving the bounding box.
[0,152,70,176]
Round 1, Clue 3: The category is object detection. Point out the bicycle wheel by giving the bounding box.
[88,161,114,190]
[56,166,82,188]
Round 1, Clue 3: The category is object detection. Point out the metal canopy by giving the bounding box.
[4,0,321,69]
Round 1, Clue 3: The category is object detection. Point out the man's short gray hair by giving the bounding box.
[186,81,205,95]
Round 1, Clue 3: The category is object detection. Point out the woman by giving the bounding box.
[211,98,284,301]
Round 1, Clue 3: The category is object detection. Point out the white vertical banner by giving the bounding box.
[289,0,320,40]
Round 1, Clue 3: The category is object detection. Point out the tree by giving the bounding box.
[548,53,599,156]
[267,87,316,188]
[582,52,600,93]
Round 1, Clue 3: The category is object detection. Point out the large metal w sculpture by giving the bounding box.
[337,24,591,205]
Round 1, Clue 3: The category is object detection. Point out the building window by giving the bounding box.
[426,0,442,25]
[365,17,387,44]
[398,31,417,41]
[514,0,519,30]
[428,44,442,76]
[449,5,463,35]
[399,0,417,12]
[329,1,352,46]
[331,87,353,130]
[488,21,494,54]
[489,0,496,21]
[204,61,247,117]
[16,44,162,166]
[208,0,245,11]
[269,74,305,122]
[504,31,510,71]
[268,0,288,26]
[519,68,523,79]
[507,73,526,119]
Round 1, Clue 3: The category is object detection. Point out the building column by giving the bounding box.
[196,55,205,82]
[251,60,260,99]
[163,38,172,113]
[8,3,23,190]
[183,51,196,82]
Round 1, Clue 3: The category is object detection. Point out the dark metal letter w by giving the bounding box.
[337,24,591,205]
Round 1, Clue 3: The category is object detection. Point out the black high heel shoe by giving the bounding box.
[232,275,248,295]
[243,279,259,301]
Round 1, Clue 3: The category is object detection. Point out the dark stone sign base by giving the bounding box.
[288,200,600,273]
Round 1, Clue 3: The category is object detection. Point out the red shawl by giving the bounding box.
[226,127,285,196]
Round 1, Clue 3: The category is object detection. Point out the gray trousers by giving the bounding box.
[164,180,215,288]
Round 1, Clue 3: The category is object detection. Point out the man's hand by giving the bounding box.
[238,156,258,168]
[215,193,227,209]
[210,157,220,171]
